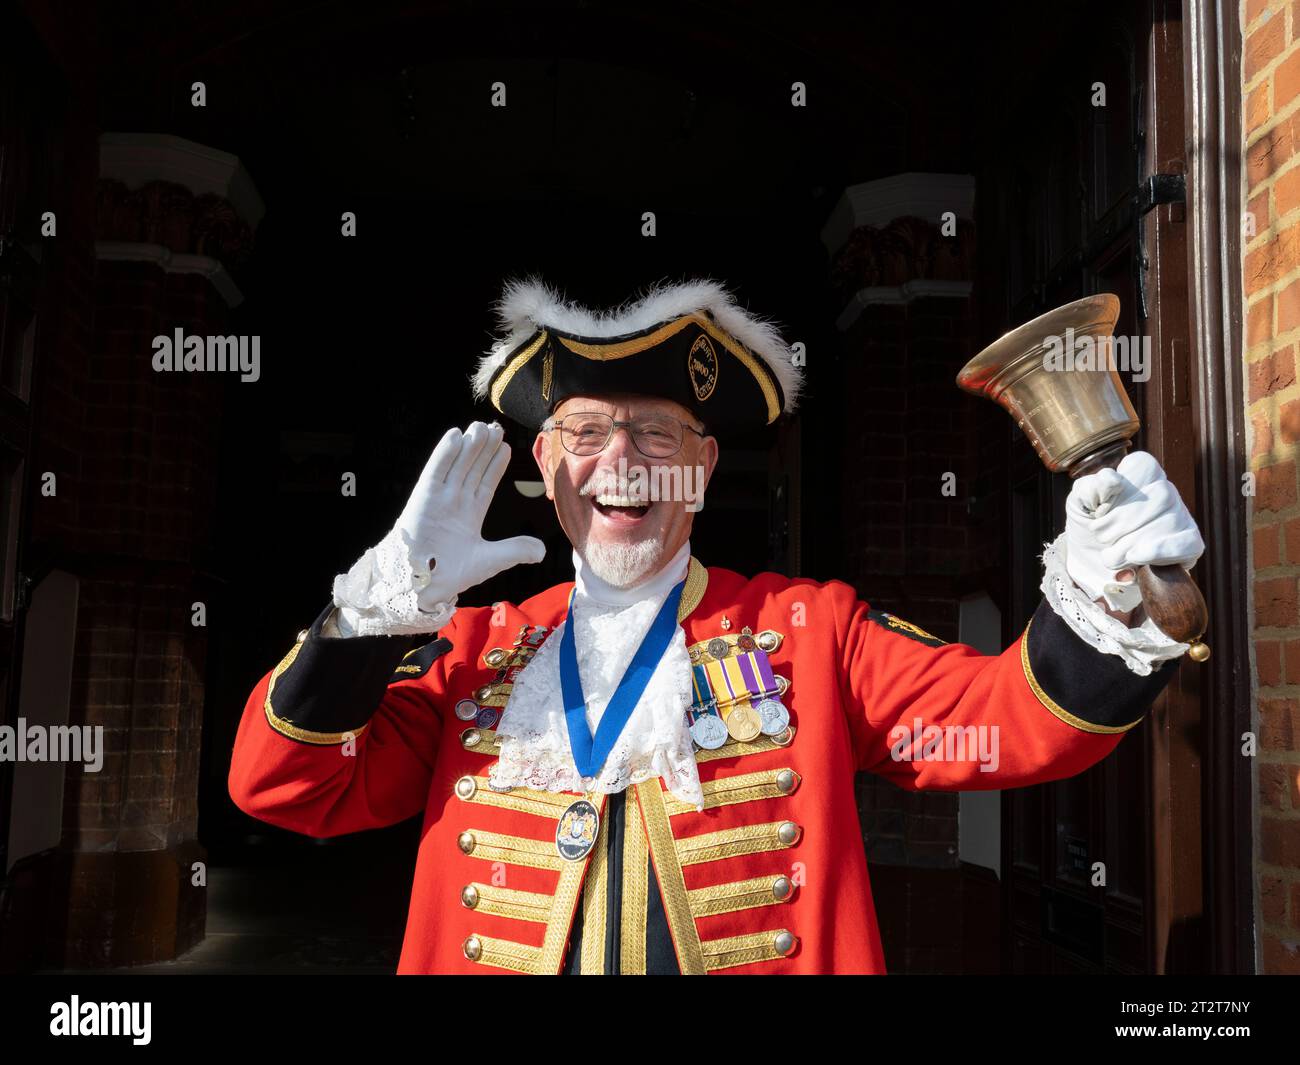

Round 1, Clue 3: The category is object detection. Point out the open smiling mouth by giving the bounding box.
[590,493,654,525]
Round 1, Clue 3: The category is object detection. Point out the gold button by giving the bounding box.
[457,831,476,855]
[771,726,795,747]
[474,685,492,702]
[454,775,477,800]
[462,935,482,961]
[772,876,793,902]
[460,728,482,749]
[778,820,802,846]
[296,629,309,644]
[484,648,507,668]
[461,885,479,909]
[775,769,799,794]
[756,630,782,652]
[773,930,797,956]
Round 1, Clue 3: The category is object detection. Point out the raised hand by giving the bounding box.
[1064,450,1204,613]
[397,421,547,610]
[331,421,546,636]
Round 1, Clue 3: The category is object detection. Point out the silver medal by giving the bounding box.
[755,697,790,736]
[690,713,729,749]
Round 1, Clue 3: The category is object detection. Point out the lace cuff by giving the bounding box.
[1040,533,1187,675]
[331,525,456,637]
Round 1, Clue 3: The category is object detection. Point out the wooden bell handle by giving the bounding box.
[1073,446,1210,661]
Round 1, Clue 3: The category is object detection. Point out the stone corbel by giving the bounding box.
[95,133,265,308]
[822,173,977,329]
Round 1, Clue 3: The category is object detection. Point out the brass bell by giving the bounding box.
[957,295,1209,657]
[956,294,1138,472]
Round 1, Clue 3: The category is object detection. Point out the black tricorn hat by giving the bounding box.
[472,276,802,436]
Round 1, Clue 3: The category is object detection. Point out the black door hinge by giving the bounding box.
[1137,173,1186,216]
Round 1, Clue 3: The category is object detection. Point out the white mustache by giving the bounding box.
[578,470,652,501]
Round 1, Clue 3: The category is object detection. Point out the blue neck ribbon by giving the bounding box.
[559,579,686,779]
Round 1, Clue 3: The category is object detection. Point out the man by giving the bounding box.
[228,276,1204,974]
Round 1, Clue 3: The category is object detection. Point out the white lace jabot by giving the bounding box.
[488,540,705,810]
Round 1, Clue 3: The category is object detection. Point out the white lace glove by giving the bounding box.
[1064,450,1204,613]
[331,421,547,637]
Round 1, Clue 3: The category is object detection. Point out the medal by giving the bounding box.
[475,706,500,729]
[704,645,788,743]
[725,702,762,741]
[707,637,730,661]
[737,626,756,652]
[690,711,729,749]
[454,698,479,721]
[688,663,728,749]
[555,797,600,861]
[754,697,790,736]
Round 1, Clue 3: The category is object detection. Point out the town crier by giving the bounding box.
[227,277,1204,974]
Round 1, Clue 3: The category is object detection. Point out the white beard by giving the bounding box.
[579,536,664,588]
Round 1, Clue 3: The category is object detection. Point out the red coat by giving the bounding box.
[228,558,1175,974]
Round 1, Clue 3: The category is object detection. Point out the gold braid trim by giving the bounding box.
[620,798,650,974]
[1019,617,1144,735]
[661,768,796,816]
[579,812,609,974]
[676,821,799,866]
[678,557,708,620]
[263,641,370,746]
[463,822,598,973]
[693,727,798,764]
[536,807,600,973]
[469,935,544,974]
[466,882,554,923]
[489,331,550,408]
[634,780,706,975]
[462,830,564,872]
[459,776,578,817]
[688,875,790,918]
[701,929,793,971]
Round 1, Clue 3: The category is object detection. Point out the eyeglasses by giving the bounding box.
[542,412,706,458]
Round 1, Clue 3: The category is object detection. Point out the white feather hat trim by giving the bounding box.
[472,275,802,415]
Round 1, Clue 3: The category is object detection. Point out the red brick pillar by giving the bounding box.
[1242,0,1300,975]
[51,134,261,966]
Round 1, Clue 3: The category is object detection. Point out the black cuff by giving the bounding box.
[1021,599,1179,733]
[263,603,453,745]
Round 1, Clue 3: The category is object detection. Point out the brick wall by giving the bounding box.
[834,275,981,973]
[15,162,241,964]
[1242,0,1300,975]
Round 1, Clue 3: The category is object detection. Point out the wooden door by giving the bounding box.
[987,0,1211,973]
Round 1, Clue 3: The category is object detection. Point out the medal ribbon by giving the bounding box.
[559,579,687,778]
[736,650,780,699]
[689,663,721,724]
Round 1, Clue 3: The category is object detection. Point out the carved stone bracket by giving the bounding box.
[96,179,254,274]
[822,173,977,327]
[829,214,976,306]
[95,133,264,306]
